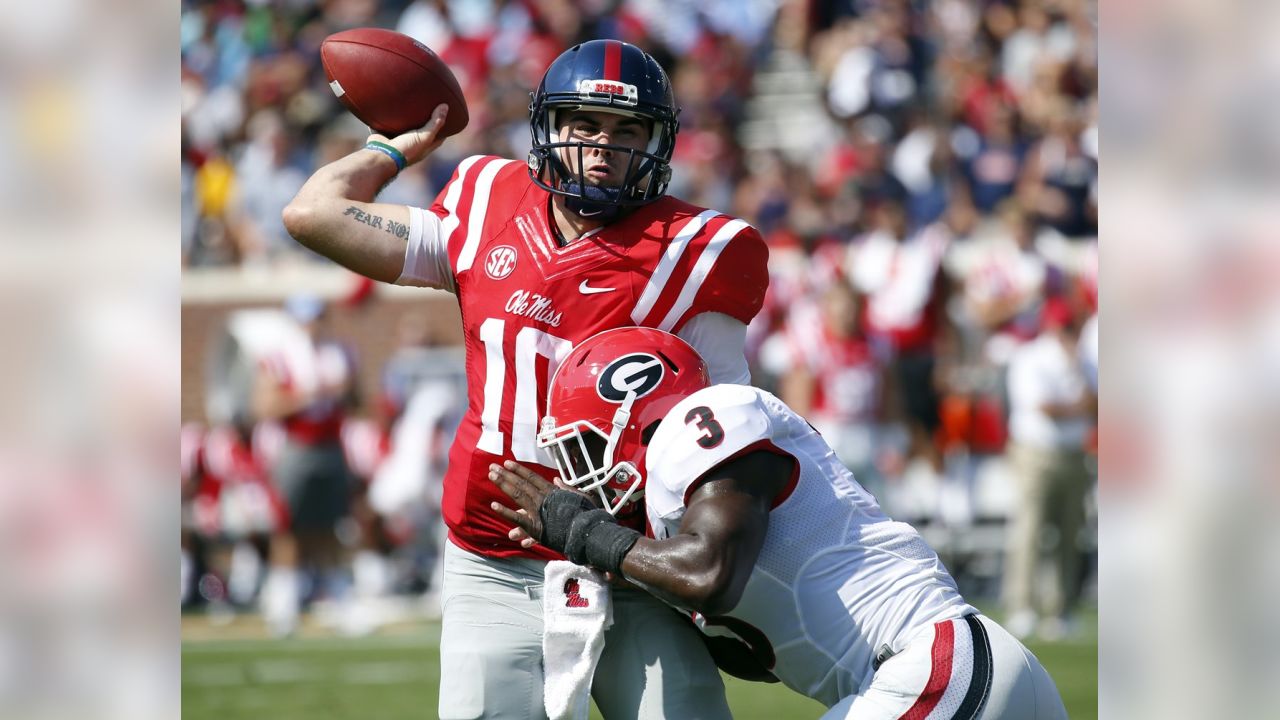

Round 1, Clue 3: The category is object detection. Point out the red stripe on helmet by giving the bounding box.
[604,40,622,81]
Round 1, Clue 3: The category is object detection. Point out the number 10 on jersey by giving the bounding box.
[477,318,574,463]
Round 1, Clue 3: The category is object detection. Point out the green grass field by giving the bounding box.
[183,610,1095,719]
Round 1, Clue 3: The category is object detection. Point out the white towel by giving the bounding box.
[542,561,614,720]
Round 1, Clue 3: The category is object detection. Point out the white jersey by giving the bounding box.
[644,384,976,708]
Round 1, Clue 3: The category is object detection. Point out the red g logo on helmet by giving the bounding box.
[597,353,665,403]
[485,245,517,280]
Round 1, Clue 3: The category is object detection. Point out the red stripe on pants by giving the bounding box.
[899,621,955,720]
[604,40,621,81]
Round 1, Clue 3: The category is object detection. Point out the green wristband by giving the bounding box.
[365,141,407,171]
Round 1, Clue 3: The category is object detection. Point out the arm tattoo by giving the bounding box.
[343,206,409,240]
[383,219,409,240]
[343,205,384,230]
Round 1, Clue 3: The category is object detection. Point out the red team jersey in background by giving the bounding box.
[426,155,769,558]
[181,423,290,536]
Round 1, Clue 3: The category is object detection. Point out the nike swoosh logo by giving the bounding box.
[579,280,616,295]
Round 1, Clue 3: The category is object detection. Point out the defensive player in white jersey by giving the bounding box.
[489,327,1068,719]
[284,40,767,719]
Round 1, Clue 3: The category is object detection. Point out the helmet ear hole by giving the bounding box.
[640,420,662,447]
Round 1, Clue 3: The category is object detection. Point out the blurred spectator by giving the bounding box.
[848,195,953,473]
[251,294,358,636]
[180,416,286,613]
[1002,296,1096,640]
[950,200,1049,367]
[844,116,911,222]
[822,7,924,123]
[778,280,886,494]
[891,112,960,230]
[1018,100,1098,238]
[954,49,1019,137]
[230,109,310,264]
[958,99,1028,214]
[1000,0,1079,96]
[396,0,453,51]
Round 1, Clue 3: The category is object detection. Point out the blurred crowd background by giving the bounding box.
[180,0,1099,644]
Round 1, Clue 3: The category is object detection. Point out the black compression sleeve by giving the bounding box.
[563,509,641,575]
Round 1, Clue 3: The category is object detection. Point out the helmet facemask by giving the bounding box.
[528,104,676,219]
[527,41,680,217]
[537,391,645,516]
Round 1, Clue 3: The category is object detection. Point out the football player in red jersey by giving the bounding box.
[284,40,767,719]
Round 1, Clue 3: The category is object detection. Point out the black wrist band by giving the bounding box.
[539,489,597,554]
[564,509,640,575]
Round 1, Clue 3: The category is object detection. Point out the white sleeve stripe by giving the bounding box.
[456,158,519,272]
[395,207,455,290]
[657,219,749,332]
[437,155,483,257]
[630,209,721,325]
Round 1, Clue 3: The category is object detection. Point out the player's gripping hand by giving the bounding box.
[489,461,591,550]
[367,103,450,167]
[489,462,637,574]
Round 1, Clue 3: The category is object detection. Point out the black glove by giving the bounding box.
[538,490,640,575]
[538,489,597,554]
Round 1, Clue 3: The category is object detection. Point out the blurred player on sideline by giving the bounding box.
[491,327,1067,719]
[252,294,358,637]
[283,40,768,718]
[180,417,287,611]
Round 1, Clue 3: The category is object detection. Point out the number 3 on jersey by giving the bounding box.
[477,318,573,462]
[685,406,725,449]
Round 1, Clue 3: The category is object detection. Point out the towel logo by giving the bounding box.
[564,578,589,608]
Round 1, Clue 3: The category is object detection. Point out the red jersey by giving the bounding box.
[425,155,769,558]
[181,423,289,536]
[259,341,355,444]
[850,224,950,354]
[341,417,392,483]
[787,318,880,424]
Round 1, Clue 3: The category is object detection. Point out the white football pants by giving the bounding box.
[822,614,1068,720]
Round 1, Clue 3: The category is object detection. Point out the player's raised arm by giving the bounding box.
[281,105,449,283]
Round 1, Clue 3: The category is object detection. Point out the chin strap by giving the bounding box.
[561,181,625,222]
[601,392,634,473]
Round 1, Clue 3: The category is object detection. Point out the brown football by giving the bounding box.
[320,28,469,138]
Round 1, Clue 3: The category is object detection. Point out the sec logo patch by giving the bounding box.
[485,245,518,280]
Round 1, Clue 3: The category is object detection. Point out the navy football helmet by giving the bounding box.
[528,40,680,218]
